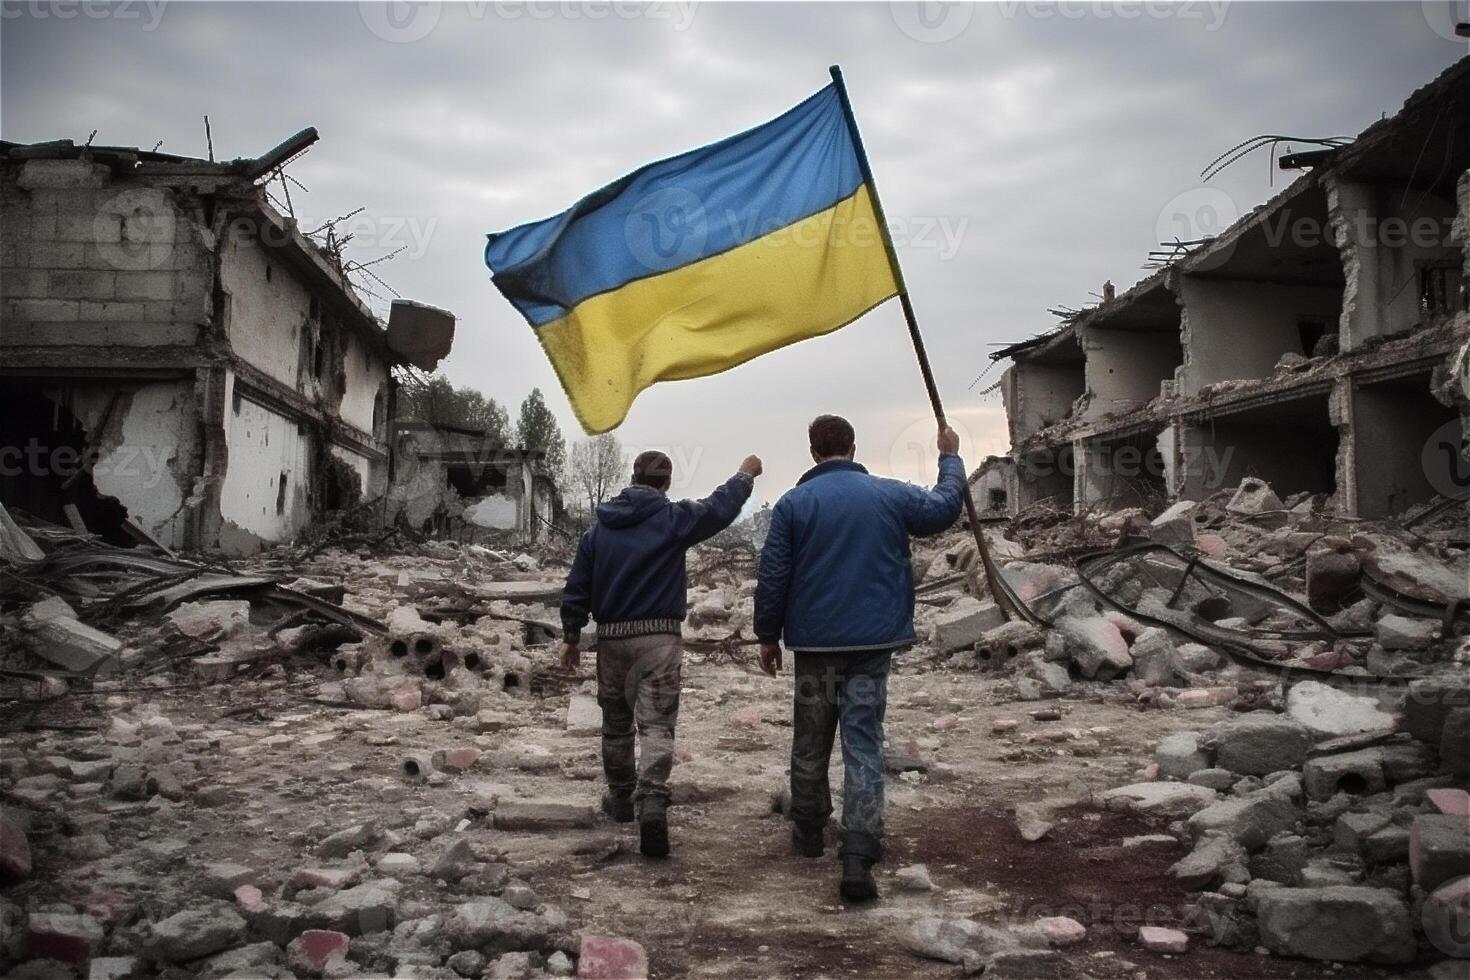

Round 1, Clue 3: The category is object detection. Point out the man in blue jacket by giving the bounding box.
[755,415,963,902]
[561,449,761,857]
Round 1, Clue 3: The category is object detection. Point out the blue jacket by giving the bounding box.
[561,473,753,642]
[754,455,965,651]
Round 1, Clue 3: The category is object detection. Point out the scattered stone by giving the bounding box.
[1100,782,1217,818]
[26,913,104,965]
[1285,681,1395,738]
[1402,676,1470,743]
[884,739,928,773]
[1186,768,1237,791]
[312,880,400,935]
[933,597,1007,653]
[991,719,1020,734]
[1054,615,1132,679]
[1442,707,1470,776]
[1252,885,1414,964]
[1170,833,1245,889]
[1014,803,1054,842]
[1426,787,1470,817]
[904,917,1016,965]
[20,598,123,673]
[575,935,648,979]
[1188,793,1299,850]
[1302,747,1390,801]
[1226,478,1284,521]
[446,950,488,978]
[1410,813,1470,892]
[287,929,351,977]
[1154,732,1210,781]
[1207,713,1312,776]
[1149,501,1197,547]
[494,802,597,832]
[894,864,935,892]
[1375,614,1438,651]
[984,948,1064,979]
[434,747,483,773]
[144,904,248,962]
[88,957,143,980]
[0,809,31,884]
[1136,926,1188,954]
[377,852,421,876]
[1035,916,1086,947]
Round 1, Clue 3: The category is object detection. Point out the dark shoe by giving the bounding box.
[792,826,824,858]
[601,793,635,824]
[839,854,878,903]
[639,800,670,858]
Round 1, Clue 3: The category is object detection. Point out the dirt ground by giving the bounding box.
[15,646,1437,980]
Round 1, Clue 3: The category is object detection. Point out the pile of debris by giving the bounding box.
[0,505,659,980]
[1097,674,1470,964]
[911,478,1469,708]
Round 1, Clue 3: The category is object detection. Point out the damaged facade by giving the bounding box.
[387,422,560,540]
[0,131,457,554]
[996,59,1470,519]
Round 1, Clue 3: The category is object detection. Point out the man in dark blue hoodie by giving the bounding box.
[561,449,761,857]
[755,415,963,902]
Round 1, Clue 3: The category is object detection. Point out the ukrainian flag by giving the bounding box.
[484,82,899,434]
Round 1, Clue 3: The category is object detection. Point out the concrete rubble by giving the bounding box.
[2,54,1468,980]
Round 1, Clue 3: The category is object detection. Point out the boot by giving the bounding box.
[839,854,878,903]
[601,793,634,824]
[792,825,824,858]
[639,799,670,858]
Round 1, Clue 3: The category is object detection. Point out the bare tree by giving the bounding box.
[566,433,626,513]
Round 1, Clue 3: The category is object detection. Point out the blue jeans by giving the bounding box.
[789,649,892,862]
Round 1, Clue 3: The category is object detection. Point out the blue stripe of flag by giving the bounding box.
[484,84,863,327]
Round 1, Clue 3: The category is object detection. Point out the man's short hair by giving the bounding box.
[809,414,855,459]
[632,450,673,490]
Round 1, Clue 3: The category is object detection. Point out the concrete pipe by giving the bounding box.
[400,752,436,784]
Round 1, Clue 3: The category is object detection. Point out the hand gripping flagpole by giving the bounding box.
[829,65,1040,626]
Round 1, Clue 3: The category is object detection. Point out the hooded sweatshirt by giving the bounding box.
[560,472,753,642]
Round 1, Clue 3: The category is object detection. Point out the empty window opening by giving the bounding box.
[1296,318,1328,355]
[987,488,1007,511]
[1420,261,1464,321]
[1354,373,1462,519]
[1197,393,1338,500]
[275,472,289,515]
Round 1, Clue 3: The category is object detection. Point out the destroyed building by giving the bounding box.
[387,422,561,540]
[994,58,1470,518]
[0,131,458,554]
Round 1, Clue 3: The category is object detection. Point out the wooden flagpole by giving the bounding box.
[828,64,1039,625]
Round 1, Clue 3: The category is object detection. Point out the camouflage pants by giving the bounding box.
[597,633,682,809]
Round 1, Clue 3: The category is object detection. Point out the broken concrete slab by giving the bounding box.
[1187,793,1299,850]
[1169,832,1245,889]
[1305,550,1360,611]
[933,596,1007,653]
[0,809,31,884]
[1226,478,1285,524]
[143,904,248,962]
[1285,681,1395,739]
[19,599,122,674]
[1206,712,1312,776]
[1410,813,1470,892]
[1252,886,1414,964]
[1149,501,1197,547]
[1402,676,1470,743]
[1154,732,1211,781]
[493,802,597,832]
[1099,782,1217,818]
[1053,615,1132,679]
[1375,613,1439,651]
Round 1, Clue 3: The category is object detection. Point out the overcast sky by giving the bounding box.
[3,2,1466,503]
